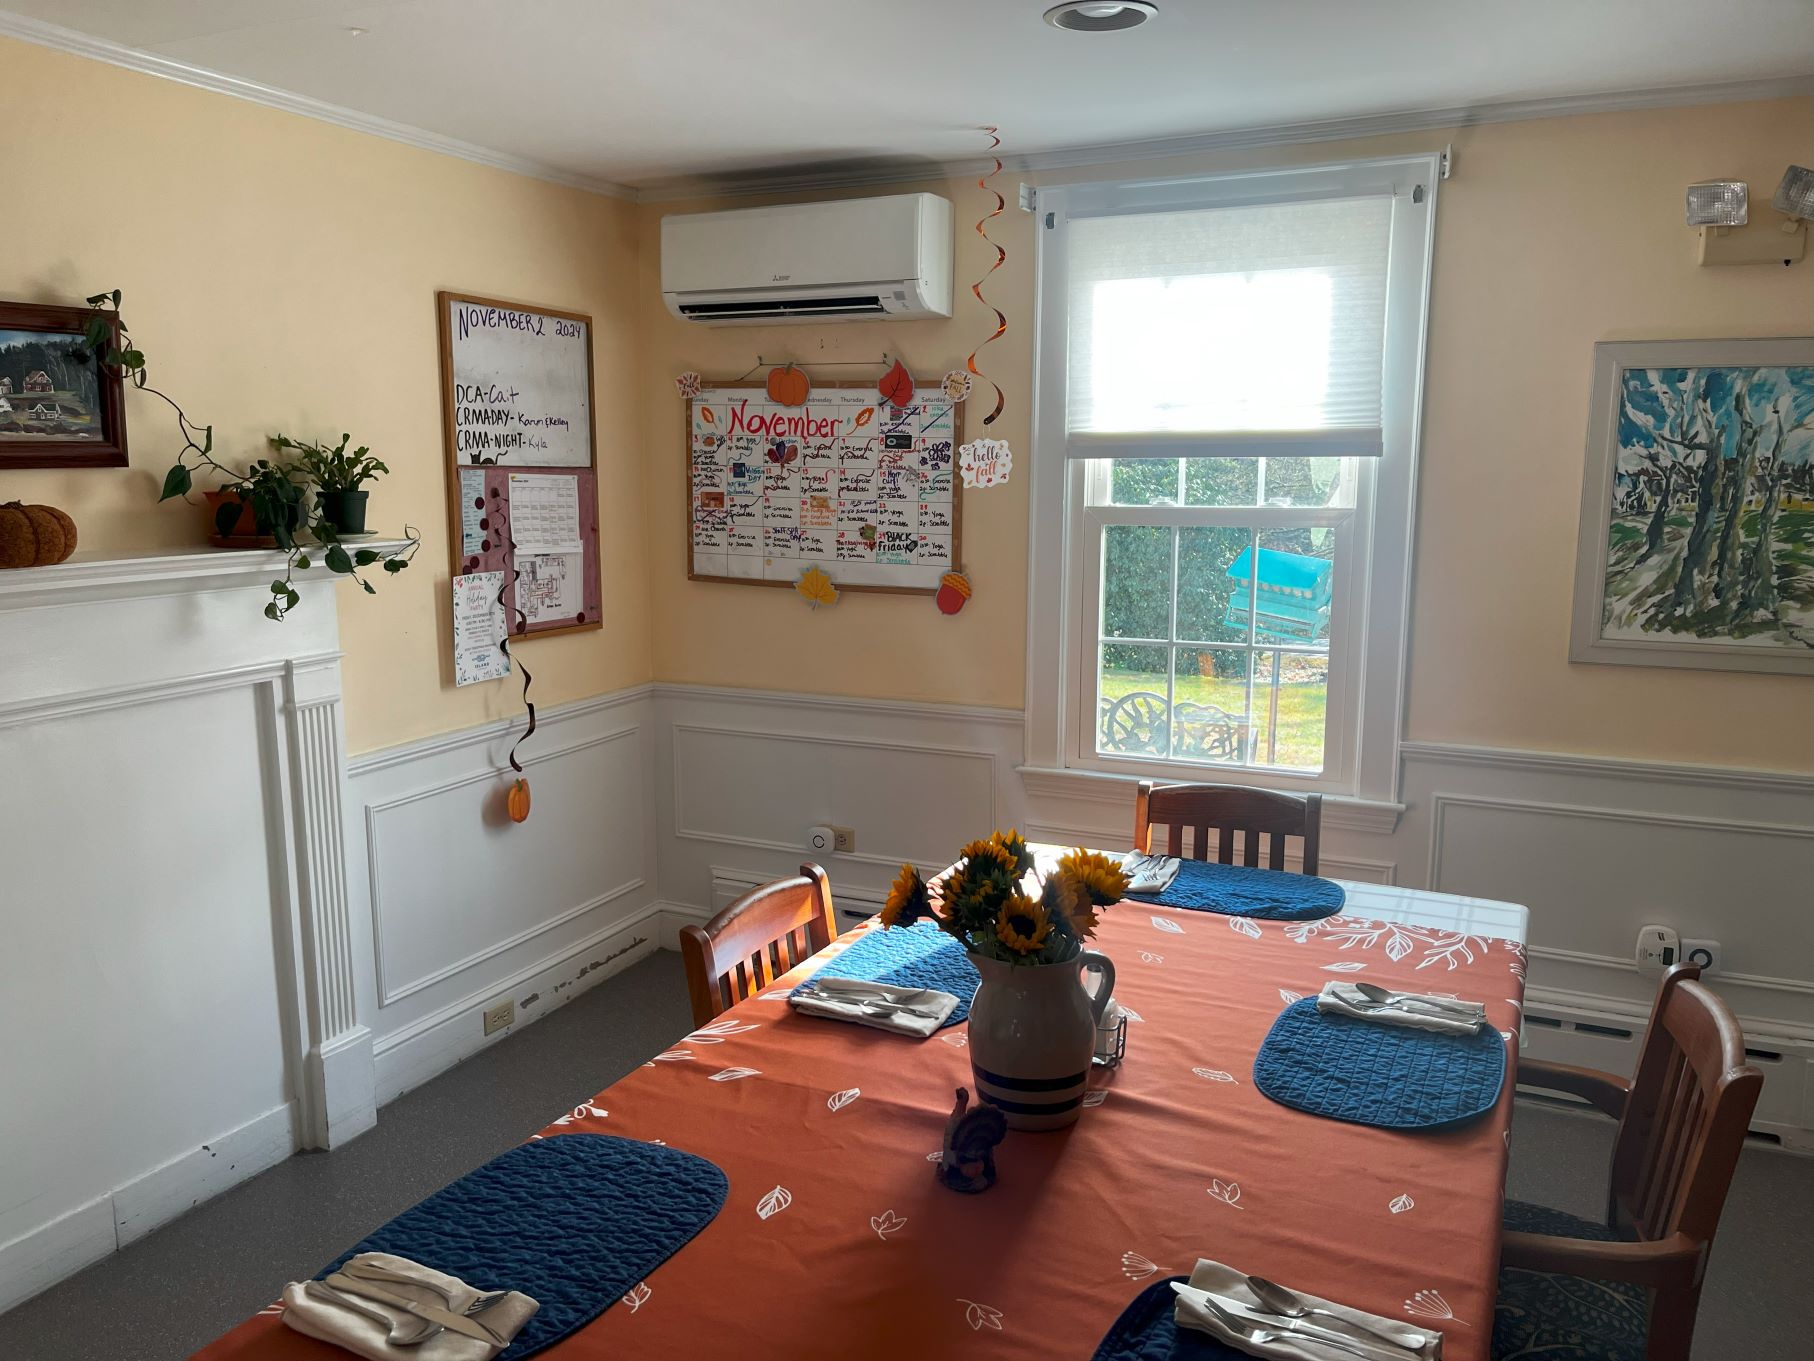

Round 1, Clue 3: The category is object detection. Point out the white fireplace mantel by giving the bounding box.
[1,541,394,1306]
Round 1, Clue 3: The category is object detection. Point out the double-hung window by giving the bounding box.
[1026,157,1439,804]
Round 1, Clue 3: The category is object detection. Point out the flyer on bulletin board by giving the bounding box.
[452,571,510,686]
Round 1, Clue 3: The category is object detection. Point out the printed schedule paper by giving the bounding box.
[452,571,510,686]
[506,473,583,554]
[687,386,960,592]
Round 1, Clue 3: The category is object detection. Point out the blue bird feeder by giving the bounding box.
[1224,546,1332,644]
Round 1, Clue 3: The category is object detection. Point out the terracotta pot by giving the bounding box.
[967,947,1116,1130]
[204,490,301,548]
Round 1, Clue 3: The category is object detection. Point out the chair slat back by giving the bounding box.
[1134,781,1322,875]
[680,864,837,1027]
[1609,964,1762,1246]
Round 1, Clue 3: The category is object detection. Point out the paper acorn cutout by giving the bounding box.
[940,370,973,403]
[675,371,702,399]
[796,566,839,608]
[935,571,972,615]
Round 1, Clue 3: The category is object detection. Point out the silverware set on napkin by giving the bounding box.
[306,1262,511,1348]
[1170,1263,1443,1360]
[1315,981,1488,1036]
[1118,851,1182,895]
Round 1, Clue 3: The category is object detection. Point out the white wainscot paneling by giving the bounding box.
[348,692,661,1105]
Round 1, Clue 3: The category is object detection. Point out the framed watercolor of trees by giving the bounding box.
[1571,338,1813,674]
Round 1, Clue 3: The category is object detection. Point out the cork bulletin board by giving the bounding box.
[438,290,602,641]
[686,380,963,595]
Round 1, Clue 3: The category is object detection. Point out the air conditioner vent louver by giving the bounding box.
[677,296,888,321]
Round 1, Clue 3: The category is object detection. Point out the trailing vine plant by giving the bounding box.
[81,289,417,619]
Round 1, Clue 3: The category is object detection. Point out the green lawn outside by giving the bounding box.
[1099,669,1328,770]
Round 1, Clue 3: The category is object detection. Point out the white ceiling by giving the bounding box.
[5,1,1812,192]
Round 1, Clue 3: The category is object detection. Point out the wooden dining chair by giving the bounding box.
[1132,780,1322,874]
[679,863,838,1027]
[1493,963,1763,1361]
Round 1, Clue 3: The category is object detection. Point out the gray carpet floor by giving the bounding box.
[2,950,1807,1360]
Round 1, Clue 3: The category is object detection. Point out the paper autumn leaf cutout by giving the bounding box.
[879,358,914,408]
[674,371,701,399]
[941,369,973,402]
[699,405,715,425]
[851,406,875,430]
[796,567,839,608]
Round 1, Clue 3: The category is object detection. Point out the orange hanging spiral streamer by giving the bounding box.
[964,127,1008,427]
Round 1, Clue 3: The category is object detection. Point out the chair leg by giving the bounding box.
[1644,1284,1700,1361]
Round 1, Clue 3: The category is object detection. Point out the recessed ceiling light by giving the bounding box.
[1043,2,1158,33]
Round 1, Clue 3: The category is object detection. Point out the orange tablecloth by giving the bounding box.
[195,891,1526,1360]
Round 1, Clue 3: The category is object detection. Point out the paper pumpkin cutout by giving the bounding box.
[796,566,839,608]
[675,371,702,399]
[879,359,914,409]
[958,438,1013,489]
[941,370,973,403]
[766,364,811,406]
[936,571,972,615]
[506,777,531,823]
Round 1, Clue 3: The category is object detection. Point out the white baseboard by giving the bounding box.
[0,1101,300,1314]
[372,902,664,1106]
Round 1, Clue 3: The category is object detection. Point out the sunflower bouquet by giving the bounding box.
[880,830,1131,965]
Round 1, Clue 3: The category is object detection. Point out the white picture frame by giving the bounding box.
[1570,337,1814,675]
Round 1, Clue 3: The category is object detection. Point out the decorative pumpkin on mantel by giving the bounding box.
[0,502,78,568]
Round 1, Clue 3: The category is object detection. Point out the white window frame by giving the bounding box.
[1023,154,1440,809]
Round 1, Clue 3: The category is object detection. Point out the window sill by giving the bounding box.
[1014,764,1403,834]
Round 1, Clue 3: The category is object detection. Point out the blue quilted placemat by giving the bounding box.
[792,920,977,1028]
[317,1133,727,1359]
[1092,1277,1248,1361]
[1253,998,1506,1129]
[1127,859,1344,920]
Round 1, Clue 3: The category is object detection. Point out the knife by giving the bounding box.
[323,1272,505,1345]
[1172,1282,1422,1359]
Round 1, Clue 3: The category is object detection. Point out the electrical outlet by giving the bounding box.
[1635,924,1680,977]
[1683,938,1722,975]
[832,825,856,854]
[483,1000,514,1035]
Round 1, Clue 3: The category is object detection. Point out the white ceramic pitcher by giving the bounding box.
[967,948,1116,1130]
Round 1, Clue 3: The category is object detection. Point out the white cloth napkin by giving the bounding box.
[1316,981,1486,1036]
[1172,1258,1443,1360]
[281,1251,537,1361]
[1119,851,1182,895]
[788,976,959,1038]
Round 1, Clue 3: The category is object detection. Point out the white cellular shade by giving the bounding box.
[1065,195,1393,453]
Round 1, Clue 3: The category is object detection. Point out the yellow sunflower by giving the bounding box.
[880,863,929,929]
[958,837,1015,875]
[1059,848,1131,906]
[1042,868,1100,938]
[989,828,1035,876]
[995,892,1054,955]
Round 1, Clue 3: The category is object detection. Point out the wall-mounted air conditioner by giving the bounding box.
[660,192,953,325]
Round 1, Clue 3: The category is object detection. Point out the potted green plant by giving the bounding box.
[274,432,388,535]
[82,287,418,621]
[205,455,307,546]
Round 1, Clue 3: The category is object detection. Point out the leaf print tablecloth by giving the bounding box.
[192,853,1526,1361]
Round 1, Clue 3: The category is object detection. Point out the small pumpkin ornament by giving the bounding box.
[766,364,811,407]
[506,777,531,824]
[0,501,78,569]
[935,571,972,615]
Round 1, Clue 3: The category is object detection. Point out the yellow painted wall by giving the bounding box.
[642,97,1813,771]
[0,36,649,754]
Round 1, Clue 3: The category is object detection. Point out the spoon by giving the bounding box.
[1352,982,1480,1015]
[1245,1274,1432,1351]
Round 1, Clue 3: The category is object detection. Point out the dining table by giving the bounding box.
[193,847,1529,1361]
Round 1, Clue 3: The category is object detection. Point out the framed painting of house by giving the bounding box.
[0,301,129,469]
[1571,337,1814,674]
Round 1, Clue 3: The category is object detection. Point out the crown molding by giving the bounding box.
[632,74,1814,202]
[4,9,1804,206]
[0,10,635,200]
